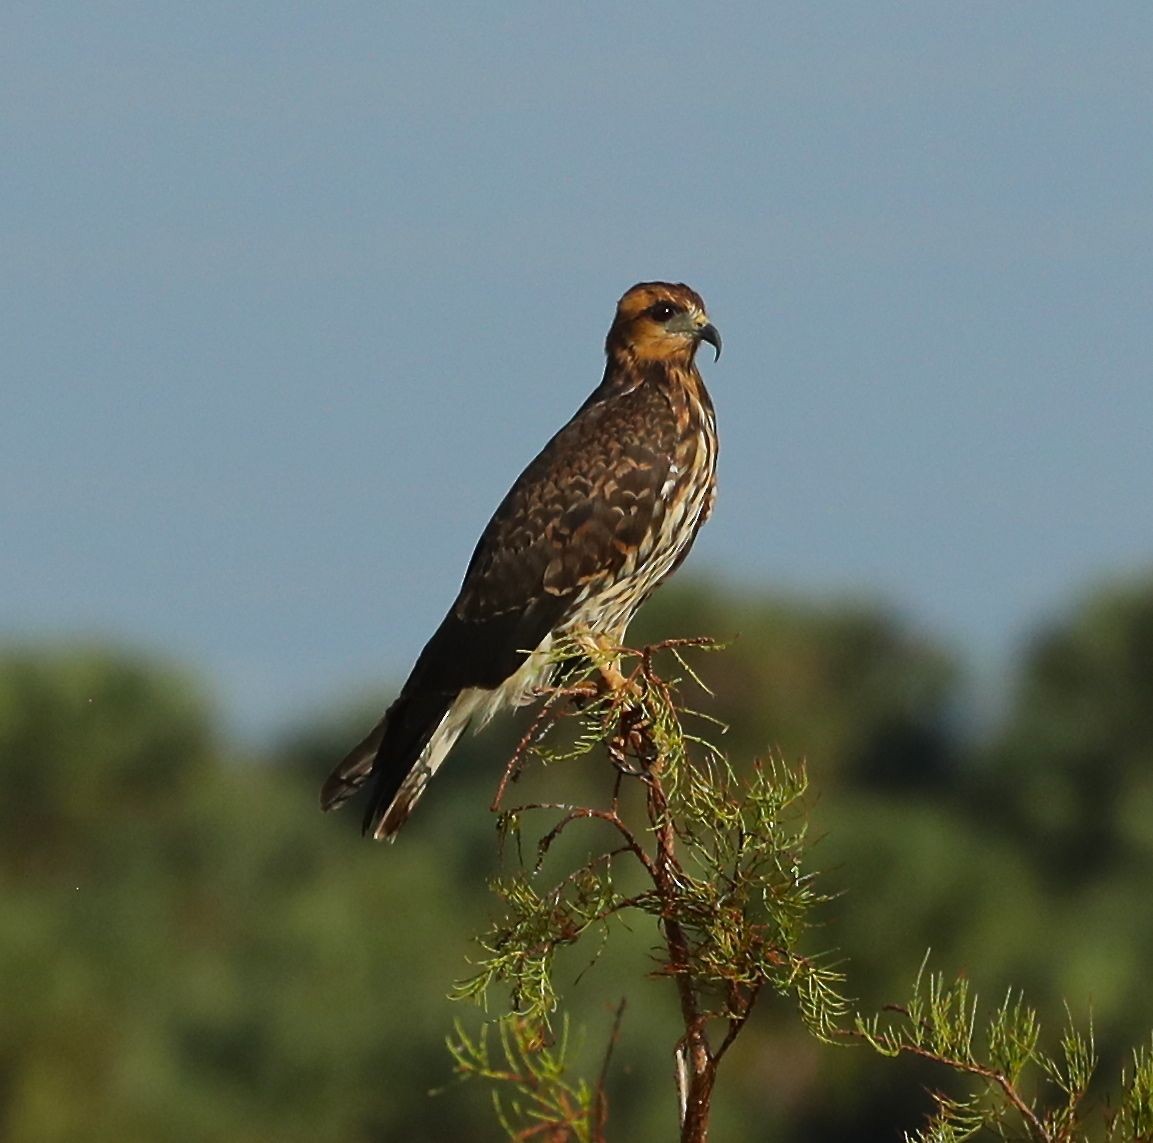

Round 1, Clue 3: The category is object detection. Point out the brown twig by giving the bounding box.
[527,805,656,878]
[837,1019,1051,1141]
[632,717,716,1143]
[491,680,607,814]
[592,999,628,1142]
[714,983,762,1064]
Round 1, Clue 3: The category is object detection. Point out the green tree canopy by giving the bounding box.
[4,576,1153,1140]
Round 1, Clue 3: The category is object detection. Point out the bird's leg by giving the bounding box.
[550,650,602,712]
[568,630,662,775]
[572,629,633,694]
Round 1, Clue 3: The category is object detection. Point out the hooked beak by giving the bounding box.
[698,322,722,361]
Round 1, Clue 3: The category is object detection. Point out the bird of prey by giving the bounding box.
[321,282,721,840]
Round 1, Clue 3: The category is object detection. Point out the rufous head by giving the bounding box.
[606,282,721,365]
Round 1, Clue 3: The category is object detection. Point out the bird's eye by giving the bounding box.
[649,302,679,322]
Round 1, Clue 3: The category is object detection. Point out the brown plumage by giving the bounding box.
[321,282,721,840]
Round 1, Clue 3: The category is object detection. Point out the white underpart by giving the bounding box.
[377,634,556,839]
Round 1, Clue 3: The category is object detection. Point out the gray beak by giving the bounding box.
[698,322,722,361]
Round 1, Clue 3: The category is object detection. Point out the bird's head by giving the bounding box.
[606,282,721,365]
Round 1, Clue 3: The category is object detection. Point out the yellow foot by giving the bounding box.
[572,630,637,695]
[597,658,631,692]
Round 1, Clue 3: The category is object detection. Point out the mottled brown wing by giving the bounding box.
[402,382,680,694]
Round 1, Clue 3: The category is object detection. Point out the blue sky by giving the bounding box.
[4,3,1151,734]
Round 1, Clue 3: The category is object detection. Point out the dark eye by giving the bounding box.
[649,302,678,322]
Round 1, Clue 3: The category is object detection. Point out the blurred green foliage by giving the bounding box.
[3,575,1153,1140]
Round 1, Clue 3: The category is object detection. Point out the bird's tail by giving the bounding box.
[320,689,476,841]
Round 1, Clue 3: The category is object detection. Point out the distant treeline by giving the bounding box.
[3,575,1152,1141]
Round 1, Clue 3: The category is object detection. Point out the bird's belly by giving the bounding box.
[562,461,715,641]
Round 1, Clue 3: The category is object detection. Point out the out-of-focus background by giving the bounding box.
[3,4,1152,1140]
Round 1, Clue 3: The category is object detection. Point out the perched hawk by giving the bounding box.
[321,282,721,840]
